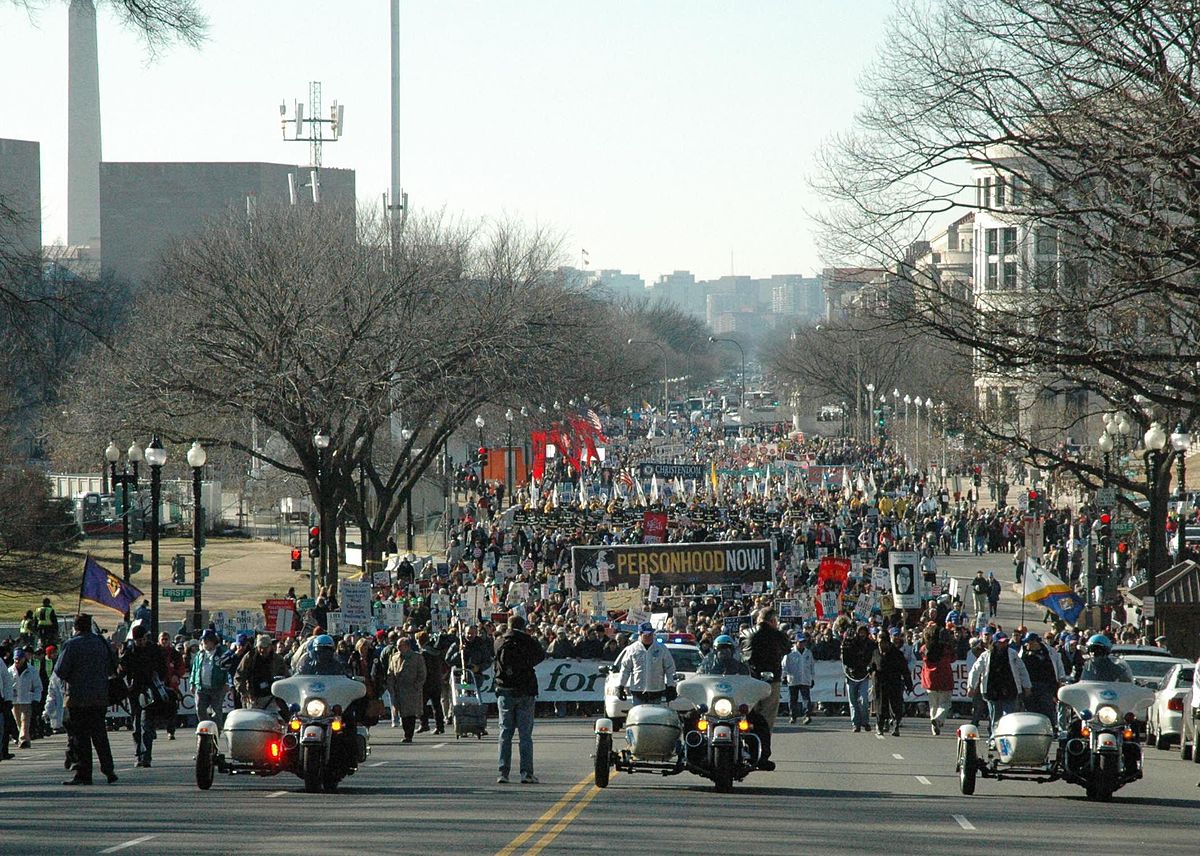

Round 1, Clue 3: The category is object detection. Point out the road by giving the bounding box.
[3,552,1191,855]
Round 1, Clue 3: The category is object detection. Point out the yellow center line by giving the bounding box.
[522,773,615,856]
[493,772,595,856]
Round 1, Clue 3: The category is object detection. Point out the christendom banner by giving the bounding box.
[571,540,772,590]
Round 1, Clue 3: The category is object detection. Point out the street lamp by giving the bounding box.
[709,336,746,413]
[1144,421,1169,631]
[505,407,515,507]
[128,441,143,487]
[313,429,331,591]
[925,397,934,474]
[400,427,414,551]
[186,441,207,630]
[144,436,168,638]
[865,383,876,443]
[1171,421,1191,558]
[628,338,670,412]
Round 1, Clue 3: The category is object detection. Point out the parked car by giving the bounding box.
[1180,688,1200,763]
[1146,663,1195,749]
[1113,654,1190,690]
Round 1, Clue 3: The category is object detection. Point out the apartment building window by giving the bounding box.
[986,228,998,255]
[994,176,1006,207]
[1002,227,1017,254]
[987,261,998,288]
[1011,178,1022,206]
[982,176,992,208]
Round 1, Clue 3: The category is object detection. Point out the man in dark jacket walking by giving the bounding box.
[120,623,167,767]
[871,631,914,736]
[841,624,875,732]
[53,614,118,785]
[493,615,545,784]
[742,608,790,770]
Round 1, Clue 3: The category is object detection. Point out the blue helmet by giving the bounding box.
[714,634,735,648]
[313,634,335,650]
[1086,633,1112,653]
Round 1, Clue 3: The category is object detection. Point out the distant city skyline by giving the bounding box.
[0,0,895,281]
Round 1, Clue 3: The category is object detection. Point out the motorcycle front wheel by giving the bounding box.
[713,745,735,793]
[594,733,612,788]
[303,745,324,793]
[959,741,977,795]
[195,737,215,791]
[1086,753,1117,802]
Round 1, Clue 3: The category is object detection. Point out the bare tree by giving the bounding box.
[8,0,207,50]
[812,0,1200,580]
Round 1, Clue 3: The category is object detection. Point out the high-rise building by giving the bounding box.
[99,162,356,284]
[0,138,42,264]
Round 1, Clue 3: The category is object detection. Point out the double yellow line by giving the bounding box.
[495,771,614,856]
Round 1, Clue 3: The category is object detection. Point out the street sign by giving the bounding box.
[163,586,194,602]
[1095,488,1116,507]
[1113,521,1134,535]
[1142,595,1155,618]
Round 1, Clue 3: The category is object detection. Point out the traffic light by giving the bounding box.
[477,446,489,470]
[308,526,321,559]
[1027,489,1041,515]
[171,554,187,584]
[290,547,302,571]
[1116,540,1129,575]
[1098,513,1111,546]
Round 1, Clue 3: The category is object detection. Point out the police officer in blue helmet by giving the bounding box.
[296,634,345,676]
[1080,633,1132,683]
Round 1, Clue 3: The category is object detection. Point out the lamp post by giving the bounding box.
[401,427,414,551]
[708,336,746,413]
[840,401,848,438]
[144,436,168,638]
[1144,421,1169,633]
[504,408,515,507]
[865,383,876,444]
[914,397,922,470]
[475,414,486,487]
[628,338,670,412]
[925,397,934,476]
[1171,422,1190,558]
[902,394,911,466]
[313,429,331,589]
[187,441,207,630]
[104,441,130,600]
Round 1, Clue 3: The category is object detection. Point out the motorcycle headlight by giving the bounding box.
[305,698,328,718]
[1095,705,1120,726]
[712,698,734,718]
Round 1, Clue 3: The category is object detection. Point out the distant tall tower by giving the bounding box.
[68,0,102,247]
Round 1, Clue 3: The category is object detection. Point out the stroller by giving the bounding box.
[451,667,487,739]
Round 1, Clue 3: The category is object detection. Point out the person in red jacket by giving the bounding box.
[921,622,956,736]
[158,633,186,740]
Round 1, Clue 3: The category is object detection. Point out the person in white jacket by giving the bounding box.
[967,633,1031,733]
[782,634,815,724]
[617,624,677,701]
[9,648,44,748]
[0,657,14,759]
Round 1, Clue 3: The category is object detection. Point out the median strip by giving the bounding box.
[494,771,612,856]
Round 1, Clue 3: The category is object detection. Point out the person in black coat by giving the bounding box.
[493,616,545,784]
[119,624,167,767]
[870,632,914,736]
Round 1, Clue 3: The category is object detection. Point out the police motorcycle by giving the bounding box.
[956,635,1153,802]
[593,637,772,793]
[195,637,370,793]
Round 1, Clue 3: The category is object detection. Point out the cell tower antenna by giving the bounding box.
[279,81,345,203]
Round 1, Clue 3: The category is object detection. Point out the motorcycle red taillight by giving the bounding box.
[1168,698,1185,712]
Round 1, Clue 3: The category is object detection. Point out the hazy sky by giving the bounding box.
[0,0,896,281]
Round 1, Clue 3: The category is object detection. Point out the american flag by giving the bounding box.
[584,408,606,438]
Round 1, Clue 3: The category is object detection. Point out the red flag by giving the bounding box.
[530,431,548,481]
[817,556,851,593]
[642,511,668,544]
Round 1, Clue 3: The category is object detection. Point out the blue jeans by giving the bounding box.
[497,691,535,778]
[195,688,225,729]
[847,678,870,728]
[986,697,1018,734]
[787,685,811,718]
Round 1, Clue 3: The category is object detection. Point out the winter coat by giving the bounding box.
[53,630,115,708]
[870,646,914,697]
[387,649,427,717]
[617,640,677,693]
[743,623,791,683]
[782,648,815,687]
[494,629,547,697]
[967,647,1031,699]
[921,645,955,692]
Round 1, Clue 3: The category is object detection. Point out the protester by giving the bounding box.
[387,636,426,742]
[494,615,545,784]
[53,614,118,785]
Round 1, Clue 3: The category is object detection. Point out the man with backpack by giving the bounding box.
[493,615,545,784]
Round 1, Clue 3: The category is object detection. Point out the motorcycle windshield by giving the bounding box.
[271,675,366,712]
[677,674,770,711]
[1057,680,1154,718]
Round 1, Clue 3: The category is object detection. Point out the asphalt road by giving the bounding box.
[3,551,1193,856]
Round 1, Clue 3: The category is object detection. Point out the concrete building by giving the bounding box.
[648,270,706,318]
[593,269,646,302]
[0,138,42,263]
[99,162,356,284]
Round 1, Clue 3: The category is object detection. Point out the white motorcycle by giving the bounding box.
[956,680,1153,802]
[593,672,772,793]
[195,674,370,793]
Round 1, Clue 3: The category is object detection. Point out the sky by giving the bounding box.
[0,0,896,282]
